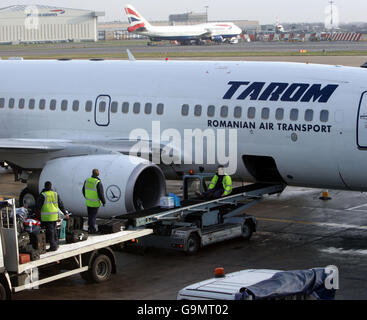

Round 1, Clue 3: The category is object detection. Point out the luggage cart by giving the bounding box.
[0,199,152,300]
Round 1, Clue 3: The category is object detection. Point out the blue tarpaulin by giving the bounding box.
[235,268,336,300]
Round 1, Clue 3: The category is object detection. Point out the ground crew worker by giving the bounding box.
[82,169,106,234]
[36,181,68,252]
[202,165,232,200]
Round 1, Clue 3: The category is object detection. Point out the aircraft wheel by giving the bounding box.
[19,188,37,209]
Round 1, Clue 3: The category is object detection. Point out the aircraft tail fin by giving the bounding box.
[124,4,151,32]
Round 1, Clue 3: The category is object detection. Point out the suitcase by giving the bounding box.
[73,217,84,230]
[19,244,40,261]
[23,245,40,261]
[18,232,30,251]
[66,216,74,232]
[59,220,67,240]
[66,216,84,232]
[19,253,31,264]
[23,218,41,234]
[30,230,46,254]
[98,220,126,234]
[66,230,88,244]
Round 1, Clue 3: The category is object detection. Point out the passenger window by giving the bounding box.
[9,98,15,109]
[50,99,56,110]
[72,100,79,112]
[85,100,93,112]
[220,106,228,118]
[320,110,329,122]
[39,99,46,110]
[290,108,298,121]
[305,109,313,121]
[207,105,215,117]
[99,101,106,113]
[122,102,129,113]
[0,98,4,108]
[133,102,140,114]
[61,100,68,111]
[194,105,202,117]
[234,106,242,118]
[29,99,35,110]
[261,107,270,120]
[275,108,284,120]
[145,103,152,114]
[19,98,25,109]
[157,103,164,115]
[111,101,118,113]
[247,107,256,119]
[182,104,189,116]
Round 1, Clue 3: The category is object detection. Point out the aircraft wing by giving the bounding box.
[0,138,183,171]
[0,139,69,152]
[0,138,173,157]
[202,29,213,37]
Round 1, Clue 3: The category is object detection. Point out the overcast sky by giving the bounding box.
[1,0,366,24]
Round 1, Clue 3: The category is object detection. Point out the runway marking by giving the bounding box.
[257,217,367,231]
[346,203,367,212]
[320,247,367,256]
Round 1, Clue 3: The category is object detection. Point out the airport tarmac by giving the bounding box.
[1,40,367,58]
[0,169,365,300]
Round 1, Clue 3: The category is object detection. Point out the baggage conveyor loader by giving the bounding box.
[122,174,285,255]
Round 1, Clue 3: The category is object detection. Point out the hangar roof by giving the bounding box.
[0,4,104,17]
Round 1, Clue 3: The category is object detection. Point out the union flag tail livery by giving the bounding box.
[125,4,151,32]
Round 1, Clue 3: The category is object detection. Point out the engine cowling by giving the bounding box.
[39,154,166,217]
[212,35,224,43]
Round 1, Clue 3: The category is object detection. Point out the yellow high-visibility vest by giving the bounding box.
[41,191,59,222]
[209,174,233,196]
[85,177,101,208]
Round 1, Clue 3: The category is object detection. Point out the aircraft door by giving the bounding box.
[95,95,111,126]
[357,91,367,148]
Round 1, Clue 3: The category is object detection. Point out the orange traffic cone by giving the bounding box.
[319,190,331,200]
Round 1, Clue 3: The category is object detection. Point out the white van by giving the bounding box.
[177,269,279,300]
[177,267,334,300]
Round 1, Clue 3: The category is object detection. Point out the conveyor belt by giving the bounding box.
[119,183,285,228]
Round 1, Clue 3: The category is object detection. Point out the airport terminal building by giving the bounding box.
[0,5,104,44]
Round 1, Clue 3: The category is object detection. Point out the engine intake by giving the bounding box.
[39,154,166,217]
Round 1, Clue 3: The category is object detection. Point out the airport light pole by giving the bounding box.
[329,0,334,32]
[205,6,209,23]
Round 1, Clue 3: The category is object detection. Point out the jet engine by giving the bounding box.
[212,35,224,43]
[38,154,166,217]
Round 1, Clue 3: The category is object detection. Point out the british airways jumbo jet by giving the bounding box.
[124,4,242,44]
[0,56,366,217]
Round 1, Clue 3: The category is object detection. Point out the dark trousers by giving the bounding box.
[87,206,99,233]
[42,221,58,249]
[202,187,224,200]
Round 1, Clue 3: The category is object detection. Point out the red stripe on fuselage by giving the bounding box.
[215,24,231,27]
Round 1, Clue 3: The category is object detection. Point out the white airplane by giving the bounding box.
[124,4,242,44]
[0,57,367,217]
